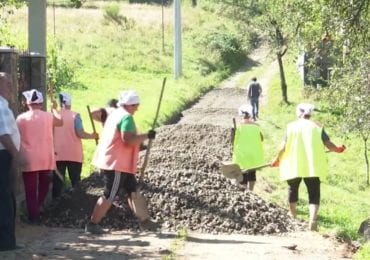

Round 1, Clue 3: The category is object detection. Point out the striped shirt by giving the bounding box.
[0,96,20,151]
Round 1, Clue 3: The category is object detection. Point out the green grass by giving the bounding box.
[162,227,188,260]
[252,54,370,258]
[5,3,249,177]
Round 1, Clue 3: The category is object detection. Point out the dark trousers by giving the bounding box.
[287,177,320,204]
[22,171,51,221]
[52,161,82,199]
[0,150,16,250]
[250,97,259,119]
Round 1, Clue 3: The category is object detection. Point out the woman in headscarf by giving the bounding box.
[52,92,98,199]
[271,103,345,231]
[16,89,62,223]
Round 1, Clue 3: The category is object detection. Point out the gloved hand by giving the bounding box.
[271,158,280,167]
[147,129,156,140]
[335,145,346,153]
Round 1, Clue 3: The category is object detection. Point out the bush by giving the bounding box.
[204,31,246,72]
[70,0,84,8]
[47,45,77,93]
[103,3,135,29]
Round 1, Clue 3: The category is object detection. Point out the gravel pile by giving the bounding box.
[41,124,303,234]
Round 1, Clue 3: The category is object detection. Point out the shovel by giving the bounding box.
[221,161,271,182]
[138,77,167,183]
[87,105,99,145]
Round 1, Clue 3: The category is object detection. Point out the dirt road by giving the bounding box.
[174,46,354,259]
[2,223,176,259]
[177,232,352,260]
[0,46,355,260]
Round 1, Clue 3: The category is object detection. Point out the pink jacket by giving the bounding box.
[16,109,55,172]
[54,109,83,163]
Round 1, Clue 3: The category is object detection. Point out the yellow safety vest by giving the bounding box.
[280,119,327,181]
[232,124,264,170]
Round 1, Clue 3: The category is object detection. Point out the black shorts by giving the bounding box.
[287,177,320,204]
[102,170,138,202]
[240,170,256,184]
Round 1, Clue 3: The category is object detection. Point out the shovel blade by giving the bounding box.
[221,161,243,182]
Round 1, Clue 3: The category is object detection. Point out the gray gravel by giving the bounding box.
[41,123,303,234]
[41,64,303,234]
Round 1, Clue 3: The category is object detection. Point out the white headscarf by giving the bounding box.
[59,92,72,106]
[296,103,315,118]
[22,89,43,104]
[118,90,140,106]
[238,104,253,117]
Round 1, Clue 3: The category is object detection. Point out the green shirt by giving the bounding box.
[118,115,136,133]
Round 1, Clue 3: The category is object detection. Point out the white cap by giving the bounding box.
[22,89,43,104]
[59,92,72,106]
[296,103,315,117]
[238,104,253,117]
[118,90,140,105]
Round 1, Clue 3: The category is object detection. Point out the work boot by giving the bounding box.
[85,222,106,234]
[139,219,160,232]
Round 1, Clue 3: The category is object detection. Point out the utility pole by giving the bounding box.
[174,0,182,80]
[28,0,47,56]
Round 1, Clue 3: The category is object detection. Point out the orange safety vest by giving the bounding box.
[92,107,139,174]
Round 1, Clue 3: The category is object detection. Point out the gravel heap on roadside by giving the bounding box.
[41,124,303,234]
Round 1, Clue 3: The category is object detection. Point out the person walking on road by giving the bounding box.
[16,89,63,223]
[232,104,264,191]
[271,103,345,231]
[247,77,262,121]
[0,72,24,251]
[85,90,158,234]
[52,92,99,199]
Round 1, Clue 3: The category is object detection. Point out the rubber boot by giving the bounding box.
[90,197,112,224]
[308,204,319,231]
[248,181,255,192]
[289,202,297,219]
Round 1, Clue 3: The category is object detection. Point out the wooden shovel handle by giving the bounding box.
[87,105,98,145]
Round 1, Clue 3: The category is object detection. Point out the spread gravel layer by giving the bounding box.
[41,124,303,234]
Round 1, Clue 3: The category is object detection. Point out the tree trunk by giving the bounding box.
[192,0,197,7]
[364,137,369,185]
[276,52,288,103]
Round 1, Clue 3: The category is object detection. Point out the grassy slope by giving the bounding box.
[7,2,241,176]
[246,53,370,257]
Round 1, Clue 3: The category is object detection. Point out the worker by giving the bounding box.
[85,90,158,234]
[232,104,264,191]
[0,73,24,251]
[52,92,99,199]
[16,89,63,223]
[247,77,262,120]
[271,103,345,231]
[90,98,118,125]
